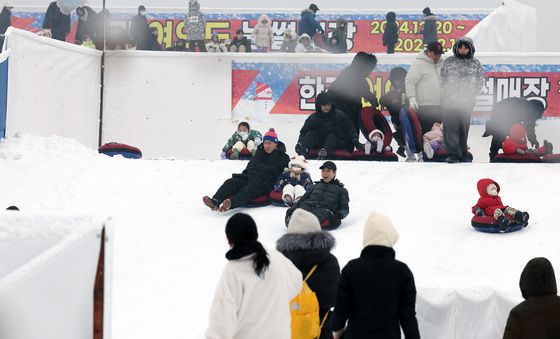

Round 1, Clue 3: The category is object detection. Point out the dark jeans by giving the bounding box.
[301,131,349,154]
[417,105,443,135]
[387,45,395,54]
[443,108,472,160]
[212,176,270,208]
[187,40,207,52]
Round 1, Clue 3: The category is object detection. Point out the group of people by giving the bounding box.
[206,211,560,339]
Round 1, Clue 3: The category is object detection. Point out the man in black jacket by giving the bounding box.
[130,5,150,50]
[483,97,545,161]
[75,6,97,45]
[296,91,363,160]
[43,1,70,41]
[285,161,349,230]
[204,128,289,212]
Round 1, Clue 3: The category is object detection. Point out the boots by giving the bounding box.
[514,211,530,227]
[496,216,510,233]
[317,148,328,160]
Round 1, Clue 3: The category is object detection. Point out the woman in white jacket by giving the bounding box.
[206,213,303,339]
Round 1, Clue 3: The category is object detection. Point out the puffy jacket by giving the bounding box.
[289,179,349,220]
[252,14,273,48]
[222,129,262,152]
[441,37,485,111]
[405,51,443,106]
[184,0,206,41]
[230,36,252,52]
[502,124,528,155]
[274,170,313,192]
[332,18,348,52]
[241,142,290,190]
[298,8,323,37]
[42,1,71,41]
[383,12,399,47]
[423,122,444,143]
[471,178,506,216]
[280,28,298,52]
[75,6,98,44]
[503,257,560,339]
[420,14,438,44]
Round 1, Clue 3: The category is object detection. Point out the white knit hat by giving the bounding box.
[289,155,308,170]
[362,212,399,248]
[287,209,321,234]
[368,129,384,142]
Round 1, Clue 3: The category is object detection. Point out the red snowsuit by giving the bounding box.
[502,124,546,155]
[472,178,506,216]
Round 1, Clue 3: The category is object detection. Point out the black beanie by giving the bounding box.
[226,213,258,245]
[423,7,432,15]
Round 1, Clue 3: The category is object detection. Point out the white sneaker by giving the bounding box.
[423,143,434,159]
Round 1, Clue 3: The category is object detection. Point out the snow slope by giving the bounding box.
[1,134,559,338]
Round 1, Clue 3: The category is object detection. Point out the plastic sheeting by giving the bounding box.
[467,0,537,52]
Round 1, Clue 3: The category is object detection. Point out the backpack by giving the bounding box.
[290,265,329,339]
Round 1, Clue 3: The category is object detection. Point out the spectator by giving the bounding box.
[42,1,70,41]
[229,29,252,52]
[144,26,162,51]
[75,6,97,45]
[503,257,560,339]
[331,18,348,53]
[326,36,345,54]
[252,14,273,53]
[203,128,289,212]
[405,41,444,136]
[0,1,13,47]
[285,160,349,230]
[277,208,341,339]
[295,33,325,53]
[130,5,150,50]
[331,212,420,339]
[206,33,227,52]
[383,11,399,54]
[483,97,545,161]
[380,67,409,158]
[205,213,302,339]
[184,0,207,52]
[441,37,485,163]
[420,7,438,45]
[280,28,298,52]
[328,52,378,131]
[295,91,362,160]
[167,39,187,51]
[298,3,324,38]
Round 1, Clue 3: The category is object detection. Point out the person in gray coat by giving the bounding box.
[440,37,485,163]
[184,0,207,52]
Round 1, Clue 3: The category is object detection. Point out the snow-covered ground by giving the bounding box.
[2,134,560,338]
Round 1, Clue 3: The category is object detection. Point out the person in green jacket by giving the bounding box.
[331,18,348,53]
[221,122,263,159]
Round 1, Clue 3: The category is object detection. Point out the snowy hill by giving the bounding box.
[1,134,559,338]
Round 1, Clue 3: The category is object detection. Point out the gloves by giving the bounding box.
[515,148,526,155]
[220,151,227,159]
[409,97,419,110]
[353,139,365,151]
[254,137,262,146]
[474,207,484,216]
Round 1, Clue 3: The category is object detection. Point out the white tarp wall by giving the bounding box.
[0,213,112,339]
[467,0,537,52]
[4,28,102,149]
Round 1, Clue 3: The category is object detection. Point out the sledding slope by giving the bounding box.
[1,134,559,339]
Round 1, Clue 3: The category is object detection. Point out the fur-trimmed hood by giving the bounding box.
[277,231,335,253]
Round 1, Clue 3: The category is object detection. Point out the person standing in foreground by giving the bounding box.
[331,212,420,339]
[206,213,302,339]
[440,37,485,163]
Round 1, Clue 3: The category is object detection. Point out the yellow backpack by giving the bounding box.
[290,265,329,339]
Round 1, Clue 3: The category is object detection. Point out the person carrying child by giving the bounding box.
[273,155,314,206]
[472,178,530,232]
[501,123,553,158]
[422,122,444,159]
[221,122,262,159]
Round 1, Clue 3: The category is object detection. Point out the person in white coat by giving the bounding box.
[206,213,303,339]
[405,40,445,136]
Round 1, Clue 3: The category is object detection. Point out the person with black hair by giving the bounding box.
[130,5,150,50]
[229,29,252,52]
[206,213,302,339]
[383,11,399,54]
[75,6,97,45]
[298,3,324,39]
[328,52,379,131]
[42,1,70,41]
[419,7,438,45]
[503,257,560,339]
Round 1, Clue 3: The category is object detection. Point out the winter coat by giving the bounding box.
[277,231,340,338]
[423,122,444,143]
[295,33,322,53]
[0,7,12,35]
[287,179,350,220]
[331,245,420,339]
[205,248,302,339]
[252,14,273,48]
[332,19,348,52]
[145,31,162,51]
[297,100,358,150]
[273,170,313,192]
[502,124,528,155]
[405,51,443,106]
[471,178,506,216]
[503,257,560,339]
[206,36,227,52]
[239,142,290,192]
[130,14,149,49]
[280,28,298,52]
[484,97,543,145]
[420,14,438,44]
[184,0,206,41]
[43,2,71,41]
[230,36,252,52]
[441,37,485,112]
[75,6,97,44]
[298,8,323,38]
[383,12,399,47]
[222,130,262,152]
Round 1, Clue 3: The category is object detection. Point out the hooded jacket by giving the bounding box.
[295,33,320,53]
[503,257,560,339]
[405,50,443,106]
[206,33,227,52]
[75,6,98,44]
[42,1,71,41]
[423,122,444,143]
[252,14,273,48]
[441,37,485,111]
[331,18,348,52]
[280,28,298,52]
[184,0,206,41]
[298,8,323,37]
[383,12,399,47]
[287,178,350,222]
[471,178,506,216]
[502,124,529,155]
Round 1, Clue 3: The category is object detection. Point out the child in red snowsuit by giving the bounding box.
[502,123,553,157]
[472,178,529,231]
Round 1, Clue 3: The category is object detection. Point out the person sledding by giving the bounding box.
[272,155,314,206]
[203,128,289,212]
[285,161,349,230]
[501,123,553,158]
[472,178,529,232]
[220,122,262,159]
